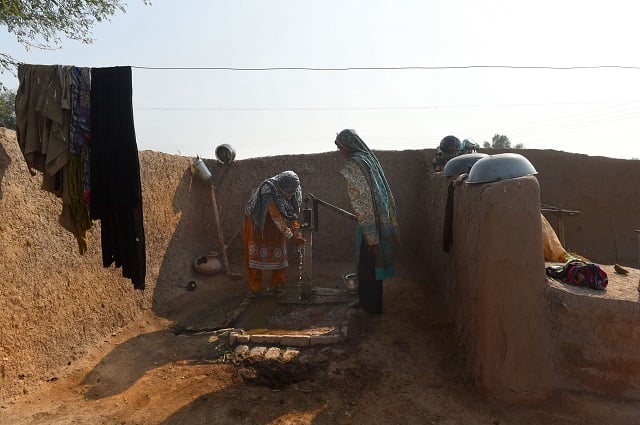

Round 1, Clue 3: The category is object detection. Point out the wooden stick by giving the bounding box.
[210,184,230,276]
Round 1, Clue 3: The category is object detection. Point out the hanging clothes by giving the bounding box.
[69,66,92,204]
[67,66,92,254]
[15,64,92,253]
[15,64,70,177]
[89,66,146,290]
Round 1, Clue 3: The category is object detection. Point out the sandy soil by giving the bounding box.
[2,261,640,425]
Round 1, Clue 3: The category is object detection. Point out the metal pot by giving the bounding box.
[215,144,236,165]
[466,153,537,184]
[344,273,358,295]
[193,156,212,182]
[442,153,489,177]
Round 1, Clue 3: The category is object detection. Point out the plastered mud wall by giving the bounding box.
[546,276,640,399]
[425,175,553,401]
[424,158,640,402]
[422,149,640,271]
[0,129,153,401]
[492,149,640,267]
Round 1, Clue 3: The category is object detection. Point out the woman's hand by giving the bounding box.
[293,231,306,245]
[369,243,380,255]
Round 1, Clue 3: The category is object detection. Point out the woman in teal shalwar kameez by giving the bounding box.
[335,129,400,313]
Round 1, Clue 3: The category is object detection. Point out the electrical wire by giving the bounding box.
[134,99,640,112]
[510,110,640,138]
[500,102,640,138]
[131,65,640,71]
[128,64,640,148]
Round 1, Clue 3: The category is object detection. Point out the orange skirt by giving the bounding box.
[243,215,290,270]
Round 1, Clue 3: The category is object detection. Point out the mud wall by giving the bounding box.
[421,149,640,269]
[424,158,640,402]
[196,149,429,270]
[490,149,640,267]
[0,129,159,401]
[546,278,640,399]
[425,175,553,401]
[149,148,431,320]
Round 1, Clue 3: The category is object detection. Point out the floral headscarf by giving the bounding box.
[244,170,302,234]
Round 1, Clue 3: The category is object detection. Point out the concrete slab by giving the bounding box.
[230,277,356,346]
[170,262,358,348]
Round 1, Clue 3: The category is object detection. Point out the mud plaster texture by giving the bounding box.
[1,127,640,424]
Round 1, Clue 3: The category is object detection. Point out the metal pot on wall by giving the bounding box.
[215,144,236,165]
[344,273,358,295]
[193,156,212,182]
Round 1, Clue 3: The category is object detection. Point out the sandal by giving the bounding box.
[247,290,258,299]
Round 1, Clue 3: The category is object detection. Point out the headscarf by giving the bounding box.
[244,170,302,234]
[335,129,400,269]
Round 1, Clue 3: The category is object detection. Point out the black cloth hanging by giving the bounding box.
[442,181,455,252]
[89,66,146,289]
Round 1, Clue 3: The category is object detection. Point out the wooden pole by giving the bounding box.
[210,184,231,277]
[557,216,566,247]
[636,230,640,268]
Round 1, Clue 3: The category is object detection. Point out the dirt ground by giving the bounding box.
[1,261,639,425]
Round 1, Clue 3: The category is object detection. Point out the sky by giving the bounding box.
[2,0,640,161]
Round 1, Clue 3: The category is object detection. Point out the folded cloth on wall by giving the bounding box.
[546,259,608,290]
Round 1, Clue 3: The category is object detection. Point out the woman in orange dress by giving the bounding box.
[242,171,305,297]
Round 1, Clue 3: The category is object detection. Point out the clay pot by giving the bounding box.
[193,252,222,275]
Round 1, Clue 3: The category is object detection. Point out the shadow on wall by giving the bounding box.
[148,157,251,332]
[152,167,219,316]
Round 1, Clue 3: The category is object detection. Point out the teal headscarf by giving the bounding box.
[244,171,302,234]
[335,129,399,276]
